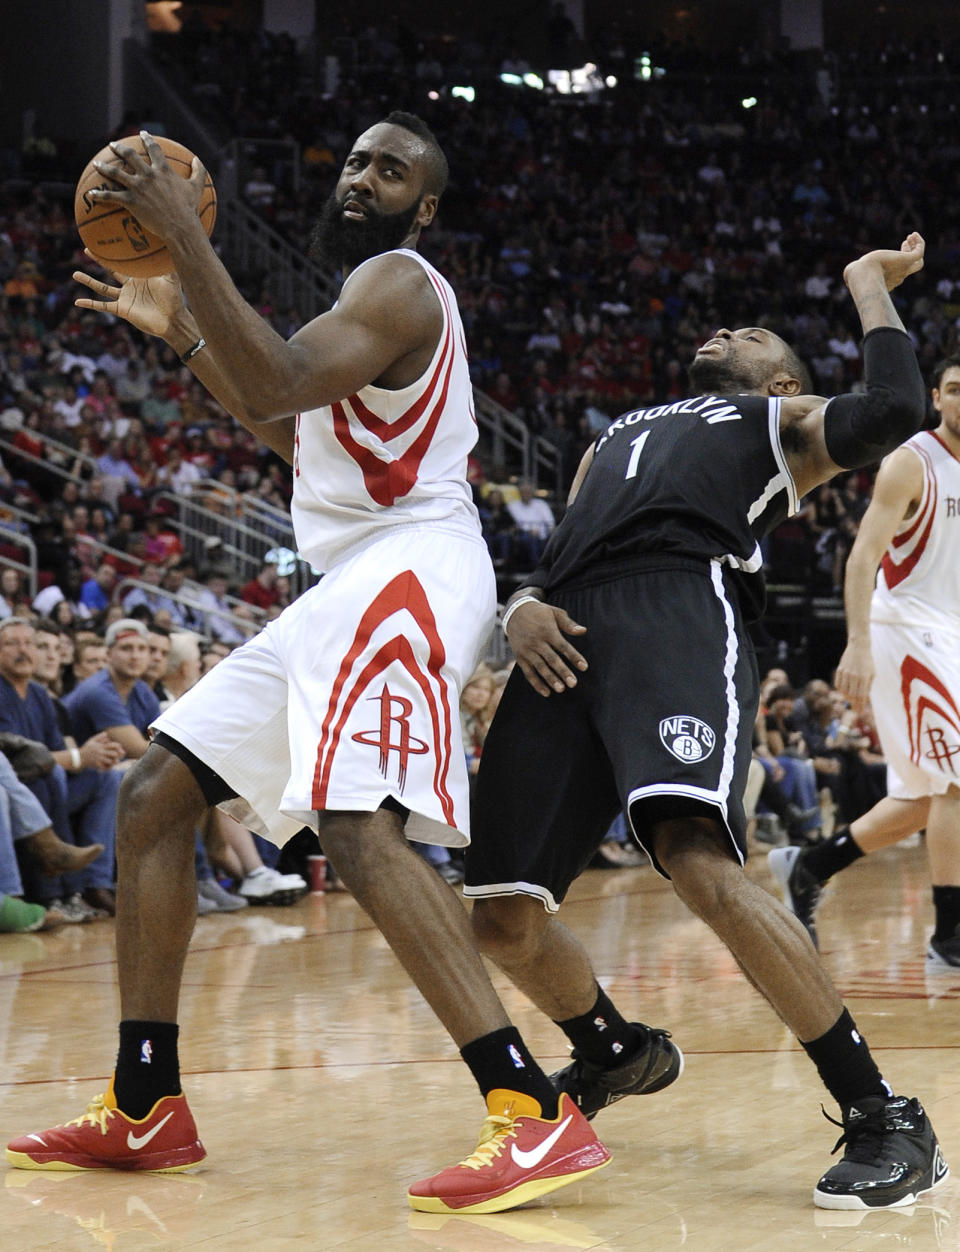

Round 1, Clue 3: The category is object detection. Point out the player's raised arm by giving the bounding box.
[783,233,926,498]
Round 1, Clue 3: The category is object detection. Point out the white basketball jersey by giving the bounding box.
[872,430,960,637]
[290,249,481,571]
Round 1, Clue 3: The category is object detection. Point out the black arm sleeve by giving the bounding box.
[822,326,926,469]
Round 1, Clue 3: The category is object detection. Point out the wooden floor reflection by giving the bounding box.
[1,839,958,1250]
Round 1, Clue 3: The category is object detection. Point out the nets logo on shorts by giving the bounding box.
[659,715,716,763]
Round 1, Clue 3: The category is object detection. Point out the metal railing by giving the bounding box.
[150,489,308,590]
[218,198,338,323]
[472,392,560,491]
[0,435,94,489]
[116,576,263,642]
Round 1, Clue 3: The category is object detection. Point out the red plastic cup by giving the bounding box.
[307,855,327,893]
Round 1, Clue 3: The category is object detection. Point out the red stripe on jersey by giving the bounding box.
[311,571,456,823]
[931,430,960,465]
[347,275,454,441]
[882,446,936,588]
[900,654,960,766]
[330,273,458,505]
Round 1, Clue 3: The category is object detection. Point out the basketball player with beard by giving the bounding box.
[462,234,951,1211]
[6,114,615,1215]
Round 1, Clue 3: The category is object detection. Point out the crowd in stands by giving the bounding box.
[77,24,960,585]
[0,609,313,931]
[2,22,958,926]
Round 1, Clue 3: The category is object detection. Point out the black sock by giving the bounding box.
[932,885,960,940]
[801,1008,890,1109]
[802,826,863,884]
[114,1020,181,1119]
[460,1028,558,1119]
[554,985,647,1068]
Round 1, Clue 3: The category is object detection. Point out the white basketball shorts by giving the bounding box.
[869,619,960,799]
[152,524,496,847]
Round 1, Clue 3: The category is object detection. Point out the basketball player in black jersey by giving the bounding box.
[463,234,951,1211]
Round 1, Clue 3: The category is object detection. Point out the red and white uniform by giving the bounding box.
[869,430,960,797]
[291,248,481,569]
[153,251,496,846]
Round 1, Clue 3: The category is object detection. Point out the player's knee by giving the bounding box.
[472,896,545,965]
[117,747,204,852]
[654,818,742,920]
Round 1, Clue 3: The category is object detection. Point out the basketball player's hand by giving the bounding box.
[74,259,184,339]
[834,640,875,711]
[506,601,587,697]
[91,133,206,239]
[843,232,925,293]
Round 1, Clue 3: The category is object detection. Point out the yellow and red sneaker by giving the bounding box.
[408,1090,611,1215]
[5,1084,205,1173]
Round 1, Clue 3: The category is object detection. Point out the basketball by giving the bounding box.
[74,134,217,278]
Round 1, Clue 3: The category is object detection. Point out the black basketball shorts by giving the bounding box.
[464,558,759,911]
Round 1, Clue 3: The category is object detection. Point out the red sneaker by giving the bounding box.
[408,1090,611,1215]
[5,1084,206,1173]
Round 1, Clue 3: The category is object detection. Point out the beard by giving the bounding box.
[308,193,423,272]
[687,352,766,396]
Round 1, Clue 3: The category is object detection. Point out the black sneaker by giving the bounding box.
[767,845,822,948]
[550,1025,683,1121]
[814,1096,950,1210]
[926,930,960,970]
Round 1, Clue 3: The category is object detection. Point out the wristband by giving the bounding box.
[501,594,542,632]
[69,747,81,770]
[180,336,207,364]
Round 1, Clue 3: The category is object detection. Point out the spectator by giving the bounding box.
[240,561,280,611]
[765,683,822,842]
[0,568,28,620]
[0,616,122,917]
[0,751,93,930]
[195,569,249,644]
[144,623,172,701]
[478,488,516,568]
[142,515,184,565]
[80,563,117,614]
[63,632,108,694]
[507,480,556,568]
[121,562,166,617]
[63,618,159,761]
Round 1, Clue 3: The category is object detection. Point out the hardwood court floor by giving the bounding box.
[1,840,958,1251]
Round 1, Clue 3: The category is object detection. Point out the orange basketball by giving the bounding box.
[74,134,217,278]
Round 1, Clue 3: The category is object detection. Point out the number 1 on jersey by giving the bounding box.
[625,430,650,480]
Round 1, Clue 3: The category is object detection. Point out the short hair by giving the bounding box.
[778,340,813,395]
[167,631,201,674]
[0,615,34,636]
[34,617,64,637]
[74,630,102,653]
[147,623,172,640]
[767,683,795,703]
[382,110,448,199]
[931,355,960,391]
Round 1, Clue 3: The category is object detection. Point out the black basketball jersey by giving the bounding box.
[541,394,799,615]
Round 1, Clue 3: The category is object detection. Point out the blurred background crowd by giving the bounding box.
[0,2,956,925]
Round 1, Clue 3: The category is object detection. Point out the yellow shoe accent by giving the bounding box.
[485,1089,544,1119]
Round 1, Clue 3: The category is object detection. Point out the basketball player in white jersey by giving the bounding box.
[770,356,960,968]
[6,114,615,1215]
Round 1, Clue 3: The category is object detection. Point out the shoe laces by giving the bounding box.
[64,1094,115,1137]
[456,1113,517,1172]
[822,1104,892,1166]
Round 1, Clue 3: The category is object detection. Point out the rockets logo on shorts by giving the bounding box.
[901,655,960,776]
[352,683,429,792]
[659,715,716,763]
